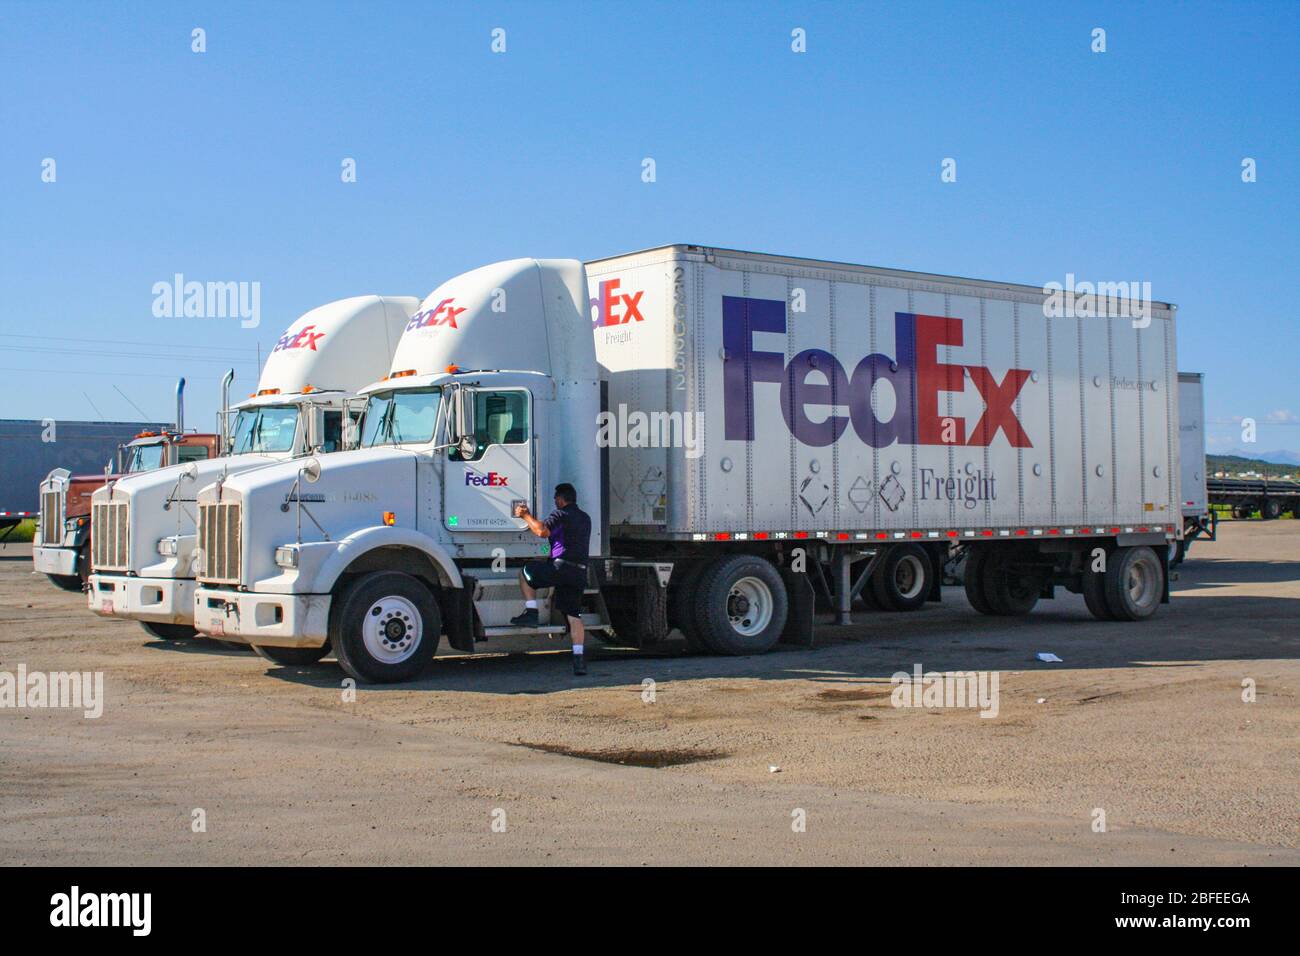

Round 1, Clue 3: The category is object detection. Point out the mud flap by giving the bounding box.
[442,576,477,652]
[779,567,815,647]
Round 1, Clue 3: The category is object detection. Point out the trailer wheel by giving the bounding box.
[696,555,788,655]
[1231,506,1250,520]
[871,544,930,612]
[331,571,440,683]
[1103,546,1163,621]
[1167,539,1188,568]
[962,546,997,615]
[605,578,668,649]
[141,621,198,641]
[668,563,709,653]
[981,548,1041,616]
[252,642,331,666]
[1260,499,1281,520]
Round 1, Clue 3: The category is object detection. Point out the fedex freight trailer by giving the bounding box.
[191,246,1180,683]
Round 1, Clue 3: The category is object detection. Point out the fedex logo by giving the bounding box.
[407,297,466,331]
[464,470,509,487]
[273,324,325,352]
[723,296,1032,449]
[590,278,645,328]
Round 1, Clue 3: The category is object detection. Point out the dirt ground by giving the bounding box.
[1,522,1296,866]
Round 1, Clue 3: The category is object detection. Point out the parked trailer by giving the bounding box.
[190,246,1181,683]
[1208,475,1300,520]
[86,296,418,645]
[1173,371,1214,565]
[0,418,167,542]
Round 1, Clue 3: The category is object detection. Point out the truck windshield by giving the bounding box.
[360,388,442,447]
[230,405,300,454]
[125,442,166,472]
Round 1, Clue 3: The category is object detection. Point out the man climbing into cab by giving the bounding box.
[510,482,593,676]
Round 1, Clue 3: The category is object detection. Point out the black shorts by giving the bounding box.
[522,559,587,618]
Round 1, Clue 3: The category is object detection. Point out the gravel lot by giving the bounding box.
[1,521,1296,865]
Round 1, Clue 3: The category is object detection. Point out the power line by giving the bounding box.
[0,366,250,382]
[0,332,260,355]
[0,345,255,366]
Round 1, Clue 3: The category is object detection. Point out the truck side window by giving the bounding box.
[450,390,528,462]
[177,444,211,463]
[322,411,343,453]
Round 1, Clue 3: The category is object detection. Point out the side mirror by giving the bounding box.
[305,406,326,452]
[300,457,322,483]
[181,463,199,482]
[453,387,477,458]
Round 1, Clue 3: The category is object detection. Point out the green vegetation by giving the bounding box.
[1,519,36,543]
[1206,454,1298,479]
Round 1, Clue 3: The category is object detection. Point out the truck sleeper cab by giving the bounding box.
[85,295,419,642]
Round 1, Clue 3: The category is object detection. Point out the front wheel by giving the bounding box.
[141,621,198,641]
[331,572,441,683]
[253,642,331,666]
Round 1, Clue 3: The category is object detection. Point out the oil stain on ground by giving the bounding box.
[514,741,727,768]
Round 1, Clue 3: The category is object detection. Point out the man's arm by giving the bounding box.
[514,503,550,538]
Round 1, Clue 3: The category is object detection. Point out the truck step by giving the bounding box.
[481,622,611,638]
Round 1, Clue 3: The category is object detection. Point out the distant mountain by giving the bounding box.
[1207,451,1300,477]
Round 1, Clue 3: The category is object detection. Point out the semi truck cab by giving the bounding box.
[190,259,629,680]
[85,295,418,640]
[34,426,218,591]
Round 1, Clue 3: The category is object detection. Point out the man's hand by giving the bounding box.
[513,502,530,519]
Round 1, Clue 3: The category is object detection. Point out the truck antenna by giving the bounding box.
[113,385,152,422]
[82,391,107,422]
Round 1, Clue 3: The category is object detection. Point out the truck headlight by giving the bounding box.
[275,546,299,569]
[157,537,179,557]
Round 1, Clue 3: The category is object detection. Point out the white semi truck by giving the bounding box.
[87,295,418,646]
[189,246,1182,683]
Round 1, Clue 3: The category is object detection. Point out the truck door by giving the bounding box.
[443,388,534,531]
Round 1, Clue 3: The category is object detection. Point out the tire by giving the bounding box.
[1168,539,1187,568]
[870,544,931,612]
[981,548,1041,616]
[1103,546,1163,621]
[253,642,331,666]
[47,574,84,592]
[962,546,997,615]
[668,563,709,653]
[1260,499,1281,520]
[141,621,198,641]
[330,571,441,683]
[1231,506,1248,520]
[695,555,788,655]
[606,579,668,649]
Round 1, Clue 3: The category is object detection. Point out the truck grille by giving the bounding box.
[92,502,130,570]
[40,490,63,545]
[198,502,241,584]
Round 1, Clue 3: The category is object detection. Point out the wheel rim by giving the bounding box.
[727,576,773,637]
[1125,558,1159,608]
[894,555,926,600]
[361,595,422,664]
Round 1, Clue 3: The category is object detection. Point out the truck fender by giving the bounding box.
[312,527,464,596]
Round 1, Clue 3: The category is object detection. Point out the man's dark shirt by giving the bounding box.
[542,502,592,563]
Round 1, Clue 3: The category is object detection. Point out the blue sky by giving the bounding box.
[2,1,1297,459]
